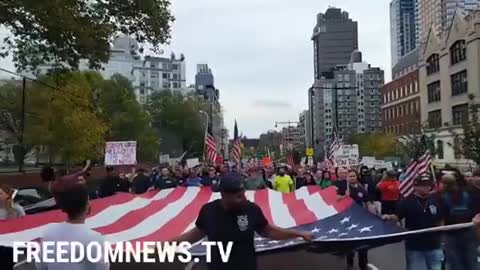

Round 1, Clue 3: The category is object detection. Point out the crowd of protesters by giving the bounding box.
[1,158,480,270]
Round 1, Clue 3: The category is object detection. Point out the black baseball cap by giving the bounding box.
[219,172,245,193]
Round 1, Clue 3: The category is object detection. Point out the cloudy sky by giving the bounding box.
[165,0,392,138]
[0,0,392,138]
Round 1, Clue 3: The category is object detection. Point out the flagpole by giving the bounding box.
[199,110,209,162]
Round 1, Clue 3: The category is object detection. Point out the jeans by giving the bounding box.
[406,249,444,270]
[444,229,480,270]
[347,249,368,270]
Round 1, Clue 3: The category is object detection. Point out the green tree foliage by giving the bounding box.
[0,0,174,72]
[147,91,208,158]
[451,94,480,165]
[28,72,109,164]
[397,130,437,160]
[95,74,159,162]
[0,71,161,165]
[347,132,398,159]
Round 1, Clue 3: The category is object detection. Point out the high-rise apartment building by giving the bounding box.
[133,53,186,104]
[312,7,358,79]
[390,0,419,66]
[417,0,480,43]
[311,51,384,155]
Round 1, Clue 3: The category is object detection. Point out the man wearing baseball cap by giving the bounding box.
[172,172,313,270]
[383,174,445,270]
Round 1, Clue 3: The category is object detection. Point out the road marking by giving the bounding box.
[368,263,379,270]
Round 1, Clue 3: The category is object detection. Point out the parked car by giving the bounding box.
[13,186,57,215]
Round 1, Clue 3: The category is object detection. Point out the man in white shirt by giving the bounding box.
[35,183,109,270]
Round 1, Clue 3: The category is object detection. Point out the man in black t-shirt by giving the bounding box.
[98,166,120,198]
[171,172,313,270]
[383,174,445,270]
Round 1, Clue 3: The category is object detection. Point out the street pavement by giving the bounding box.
[15,243,405,270]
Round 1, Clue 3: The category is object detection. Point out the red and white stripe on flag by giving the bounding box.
[205,133,217,163]
[230,140,241,163]
[0,186,353,247]
[399,152,433,197]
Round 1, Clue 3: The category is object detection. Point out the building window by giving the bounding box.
[173,82,178,88]
[428,110,442,129]
[437,140,444,159]
[452,104,468,125]
[162,73,169,79]
[151,72,159,79]
[173,73,178,80]
[172,64,179,70]
[427,81,441,103]
[451,70,467,96]
[450,40,466,65]
[426,54,440,75]
[150,63,157,68]
[140,89,145,95]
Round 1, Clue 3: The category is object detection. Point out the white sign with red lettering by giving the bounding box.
[104,141,137,166]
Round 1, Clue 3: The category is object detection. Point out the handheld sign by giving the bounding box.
[105,141,137,166]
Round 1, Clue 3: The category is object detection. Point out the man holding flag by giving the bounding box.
[383,173,445,270]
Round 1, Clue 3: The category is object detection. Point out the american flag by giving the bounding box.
[205,126,217,163]
[0,186,407,254]
[327,130,342,161]
[399,151,433,197]
[230,120,241,163]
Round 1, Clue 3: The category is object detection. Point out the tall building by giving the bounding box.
[381,49,421,136]
[133,53,186,104]
[194,64,225,153]
[195,64,219,104]
[390,0,419,66]
[312,7,358,79]
[417,0,480,43]
[21,36,188,104]
[311,51,384,155]
[195,64,214,89]
[419,10,479,167]
[298,110,312,148]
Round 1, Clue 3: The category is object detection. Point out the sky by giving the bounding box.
[0,0,392,139]
[165,0,392,138]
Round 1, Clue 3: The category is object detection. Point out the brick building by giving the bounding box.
[381,49,421,136]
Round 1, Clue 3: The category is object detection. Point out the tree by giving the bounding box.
[397,129,437,160]
[0,0,174,72]
[28,72,108,164]
[147,91,208,158]
[96,74,159,162]
[347,132,398,159]
[451,94,480,165]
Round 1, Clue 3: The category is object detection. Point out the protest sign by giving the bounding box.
[159,154,170,164]
[332,144,359,167]
[104,141,137,166]
[186,158,200,168]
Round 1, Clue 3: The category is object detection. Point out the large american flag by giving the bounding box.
[230,120,241,163]
[205,127,217,163]
[399,151,433,197]
[0,186,408,252]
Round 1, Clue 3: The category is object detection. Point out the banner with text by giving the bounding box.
[104,141,137,166]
